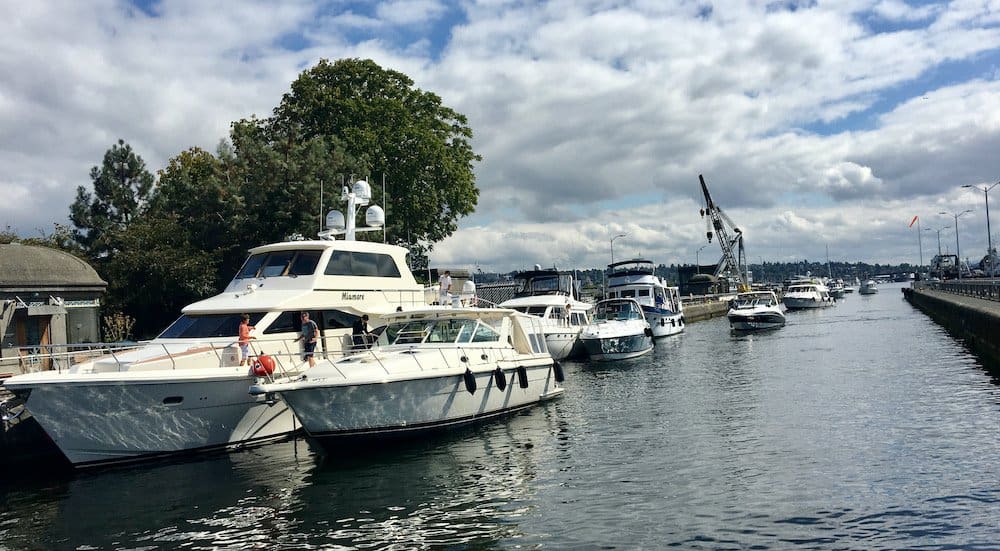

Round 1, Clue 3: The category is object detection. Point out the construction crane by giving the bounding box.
[698,174,750,291]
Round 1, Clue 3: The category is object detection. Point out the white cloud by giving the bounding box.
[2,0,999,272]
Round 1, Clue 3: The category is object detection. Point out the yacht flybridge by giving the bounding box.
[2,180,433,467]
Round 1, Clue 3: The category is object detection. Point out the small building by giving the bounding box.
[1,243,107,374]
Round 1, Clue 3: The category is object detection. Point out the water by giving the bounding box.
[2,283,998,549]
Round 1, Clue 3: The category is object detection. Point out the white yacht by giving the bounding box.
[499,267,593,360]
[727,290,786,331]
[827,279,846,299]
[859,279,879,295]
[579,298,653,361]
[605,259,684,338]
[782,280,835,310]
[249,307,563,443]
[1,181,431,467]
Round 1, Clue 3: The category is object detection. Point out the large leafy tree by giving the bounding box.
[70,139,155,258]
[264,58,481,267]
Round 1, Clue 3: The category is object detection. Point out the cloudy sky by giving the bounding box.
[3,0,1000,273]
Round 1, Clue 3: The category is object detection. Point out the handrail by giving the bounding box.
[913,279,1000,302]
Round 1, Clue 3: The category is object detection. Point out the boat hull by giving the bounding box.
[579,334,653,361]
[544,328,585,360]
[727,312,786,331]
[271,364,562,441]
[8,374,297,467]
[641,306,684,338]
[783,297,835,309]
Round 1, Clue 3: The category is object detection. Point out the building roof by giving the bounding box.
[0,243,107,289]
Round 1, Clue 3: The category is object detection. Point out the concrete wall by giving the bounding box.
[903,287,1000,370]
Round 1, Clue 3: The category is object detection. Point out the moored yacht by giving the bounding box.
[499,267,593,360]
[782,280,835,310]
[249,307,563,443]
[605,259,684,338]
[579,298,653,361]
[1,181,431,467]
[727,290,786,331]
[827,279,846,299]
[859,279,879,295]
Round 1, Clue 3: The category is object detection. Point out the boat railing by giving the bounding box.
[914,279,1000,302]
[307,343,511,380]
[0,342,140,375]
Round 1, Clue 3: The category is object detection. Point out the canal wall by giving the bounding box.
[681,294,734,322]
[903,284,1000,370]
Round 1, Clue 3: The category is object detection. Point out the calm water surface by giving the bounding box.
[2,283,998,550]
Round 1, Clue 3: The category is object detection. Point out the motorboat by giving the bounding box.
[605,259,684,338]
[782,280,835,310]
[827,279,846,299]
[859,279,879,295]
[727,290,786,331]
[579,298,653,361]
[0,181,431,467]
[499,266,593,360]
[249,307,563,443]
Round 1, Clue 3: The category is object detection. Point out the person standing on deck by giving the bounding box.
[438,270,452,305]
[238,313,256,366]
[294,312,319,368]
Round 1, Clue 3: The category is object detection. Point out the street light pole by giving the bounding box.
[925,226,949,256]
[610,233,627,265]
[696,245,708,274]
[940,210,973,279]
[963,181,999,276]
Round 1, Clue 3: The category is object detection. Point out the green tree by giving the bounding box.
[264,58,480,263]
[70,139,155,257]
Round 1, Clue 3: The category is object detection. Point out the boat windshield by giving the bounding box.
[594,301,642,321]
[237,250,322,279]
[380,318,501,346]
[159,313,266,339]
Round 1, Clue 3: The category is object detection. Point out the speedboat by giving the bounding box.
[606,259,684,338]
[782,280,835,310]
[827,279,846,299]
[727,290,786,331]
[1,181,431,467]
[859,279,879,295]
[499,266,593,360]
[249,307,563,443]
[579,298,653,361]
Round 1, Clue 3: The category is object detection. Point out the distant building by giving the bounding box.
[1,243,107,374]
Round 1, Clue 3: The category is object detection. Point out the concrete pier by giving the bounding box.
[681,294,734,322]
[903,283,1000,371]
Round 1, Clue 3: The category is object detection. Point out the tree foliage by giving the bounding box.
[70,139,155,257]
[266,58,481,264]
[62,59,481,337]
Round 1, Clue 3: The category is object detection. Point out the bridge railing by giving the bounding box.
[915,279,1000,302]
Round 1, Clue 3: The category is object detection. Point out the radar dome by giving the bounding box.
[365,205,385,227]
[325,210,346,230]
[353,180,372,201]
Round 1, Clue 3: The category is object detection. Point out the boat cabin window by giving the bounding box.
[570,312,588,325]
[262,309,361,335]
[514,273,572,297]
[638,289,650,297]
[620,290,636,298]
[514,306,549,317]
[159,313,266,338]
[325,251,401,278]
[237,250,322,279]
[596,301,642,321]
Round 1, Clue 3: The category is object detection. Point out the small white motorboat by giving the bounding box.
[249,307,563,444]
[727,290,786,331]
[500,266,593,360]
[859,279,879,295]
[579,298,653,361]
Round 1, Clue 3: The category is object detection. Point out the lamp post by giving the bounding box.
[696,245,708,274]
[925,225,950,256]
[962,181,999,276]
[610,233,628,265]
[940,210,973,278]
